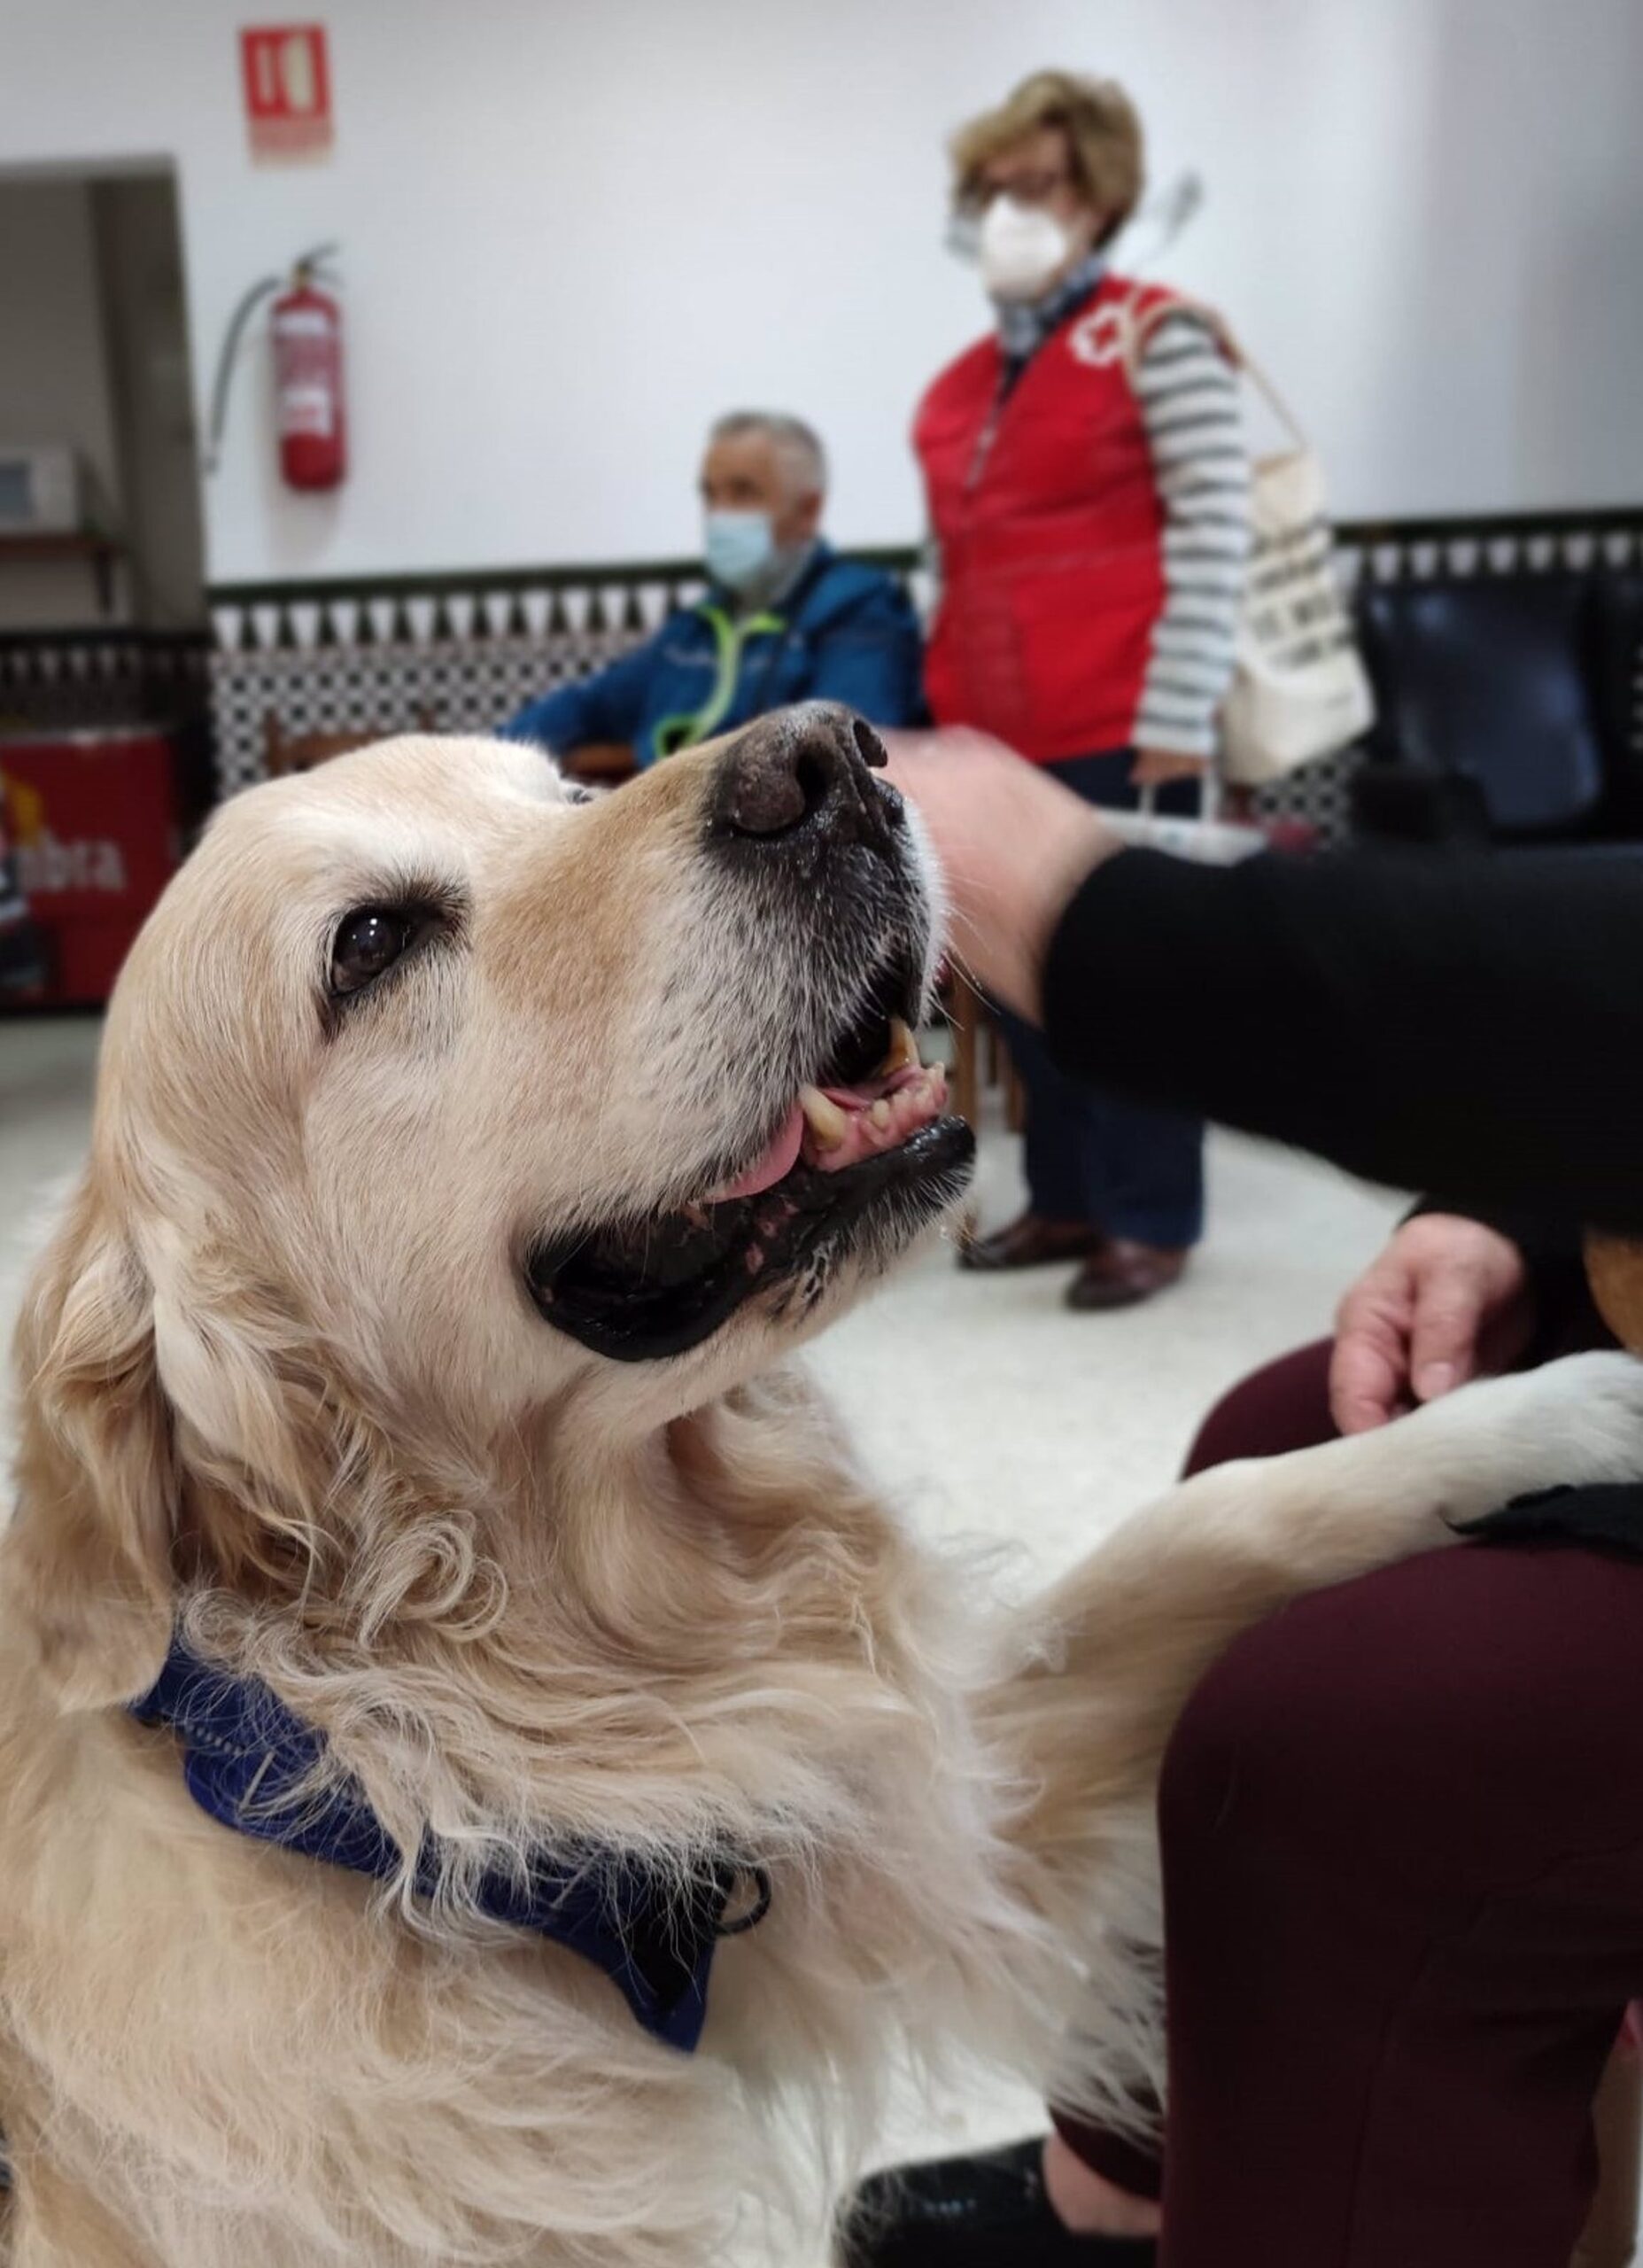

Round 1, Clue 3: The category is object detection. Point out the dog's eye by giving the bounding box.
[330,906,415,997]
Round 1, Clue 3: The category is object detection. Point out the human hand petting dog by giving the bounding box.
[1329,1213,1535,1435]
[882,729,1543,1443]
[880,728,1121,1021]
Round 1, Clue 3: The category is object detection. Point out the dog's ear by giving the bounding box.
[147,1247,332,1549]
[7,1177,176,1709]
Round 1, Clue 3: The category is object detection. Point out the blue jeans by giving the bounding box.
[996,750,1205,1249]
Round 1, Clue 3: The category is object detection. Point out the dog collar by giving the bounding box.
[129,1635,769,2053]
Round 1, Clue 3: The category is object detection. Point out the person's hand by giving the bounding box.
[1130,747,1209,791]
[880,727,1121,1021]
[1329,1214,1534,1435]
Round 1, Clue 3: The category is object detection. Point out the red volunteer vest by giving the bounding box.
[913,273,1182,765]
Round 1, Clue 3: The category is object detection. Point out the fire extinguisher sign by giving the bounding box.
[240,25,334,161]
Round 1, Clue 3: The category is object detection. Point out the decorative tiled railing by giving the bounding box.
[3,508,1639,846]
[201,509,1643,840]
[201,547,934,801]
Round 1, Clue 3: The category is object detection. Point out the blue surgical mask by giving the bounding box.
[703,509,776,594]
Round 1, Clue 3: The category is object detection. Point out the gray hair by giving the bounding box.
[708,410,828,499]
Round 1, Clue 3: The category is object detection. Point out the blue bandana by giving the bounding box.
[130,1635,769,2053]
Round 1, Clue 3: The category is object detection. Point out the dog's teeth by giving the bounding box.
[880,1015,920,1075]
[870,1098,892,1130]
[800,1085,849,1149]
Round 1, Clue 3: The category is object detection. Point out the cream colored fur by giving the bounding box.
[4,727,1643,2268]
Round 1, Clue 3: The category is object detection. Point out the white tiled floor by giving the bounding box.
[0,1014,1407,2251]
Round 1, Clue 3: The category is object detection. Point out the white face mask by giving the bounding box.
[978,195,1077,303]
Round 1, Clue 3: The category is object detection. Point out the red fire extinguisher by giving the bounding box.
[205,242,346,492]
[271,268,345,490]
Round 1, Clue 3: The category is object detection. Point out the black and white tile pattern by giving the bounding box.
[207,633,641,793]
[205,544,1370,834]
[5,516,1636,853]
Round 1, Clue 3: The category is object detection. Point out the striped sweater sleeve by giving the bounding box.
[1130,313,1252,760]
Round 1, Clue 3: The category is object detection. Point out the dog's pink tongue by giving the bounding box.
[707,1104,805,1201]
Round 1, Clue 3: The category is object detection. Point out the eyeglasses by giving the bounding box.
[957,166,1077,218]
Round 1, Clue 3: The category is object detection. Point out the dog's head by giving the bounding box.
[8,707,973,1703]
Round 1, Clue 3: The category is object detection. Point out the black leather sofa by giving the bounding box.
[1351,568,1643,845]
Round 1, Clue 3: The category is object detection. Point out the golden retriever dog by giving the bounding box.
[4,703,1643,2268]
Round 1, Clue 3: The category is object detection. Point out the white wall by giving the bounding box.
[3,0,1641,586]
[0,176,124,625]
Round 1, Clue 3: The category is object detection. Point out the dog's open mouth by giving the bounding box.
[525,960,975,1363]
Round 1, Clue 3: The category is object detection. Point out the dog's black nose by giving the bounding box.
[712,703,898,850]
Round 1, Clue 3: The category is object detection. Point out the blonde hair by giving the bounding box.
[949,70,1144,247]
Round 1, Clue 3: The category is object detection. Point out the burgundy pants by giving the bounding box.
[1056,1340,1643,2268]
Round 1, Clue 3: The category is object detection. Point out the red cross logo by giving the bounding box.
[1068,303,1133,369]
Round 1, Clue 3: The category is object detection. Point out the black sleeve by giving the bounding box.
[1040,846,1643,1234]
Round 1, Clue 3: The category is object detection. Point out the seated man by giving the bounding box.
[501,411,923,768]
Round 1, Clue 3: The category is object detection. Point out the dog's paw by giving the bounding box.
[1407,1351,1643,1511]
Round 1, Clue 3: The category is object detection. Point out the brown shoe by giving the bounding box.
[960,1210,1105,1272]
[1066,1240,1189,1310]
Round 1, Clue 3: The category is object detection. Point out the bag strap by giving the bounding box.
[1122,288,1307,449]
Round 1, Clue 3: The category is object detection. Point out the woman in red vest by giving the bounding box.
[913,71,1251,1309]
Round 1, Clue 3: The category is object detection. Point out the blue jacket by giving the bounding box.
[501,544,924,767]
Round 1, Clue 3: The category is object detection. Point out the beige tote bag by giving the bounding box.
[1126,296,1375,787]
